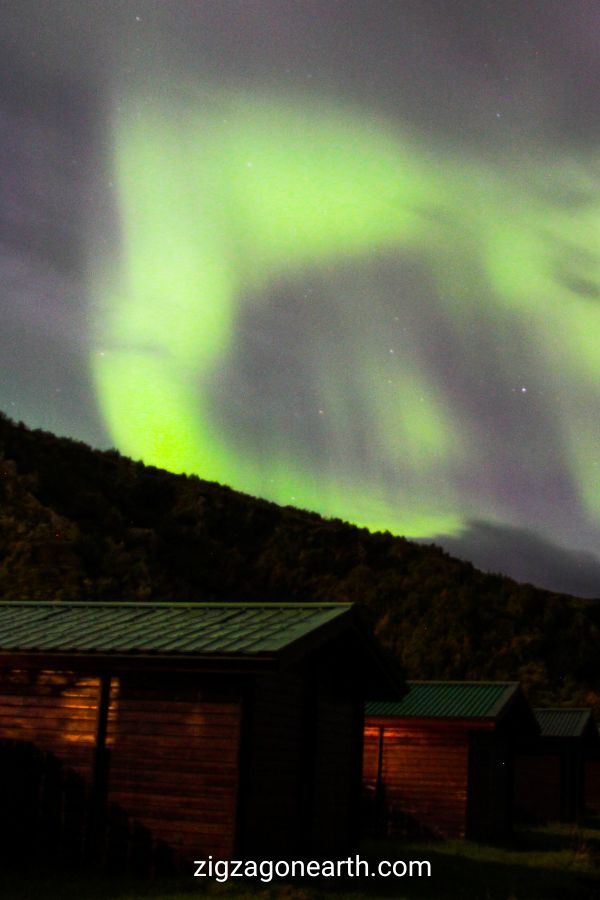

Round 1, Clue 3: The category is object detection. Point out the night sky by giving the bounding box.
[3,1,600,596]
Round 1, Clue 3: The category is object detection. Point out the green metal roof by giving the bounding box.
[0,601,352,657]
[534,708,596,739]
[366,681,519,720]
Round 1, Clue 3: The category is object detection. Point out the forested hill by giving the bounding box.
[1,411,599,711]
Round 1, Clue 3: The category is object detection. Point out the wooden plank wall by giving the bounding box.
[0,669,99,779]
[364,719,474,838]
[312,690,361,852]
[513,753,561,822]
[239,671,306,856]
[585,759,600,814]
[363,726,381,789]
[106,675,242,863]
[467,731,512,839]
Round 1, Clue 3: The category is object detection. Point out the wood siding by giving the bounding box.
[513,753,561,822]
[312,688,362,852]
[0,668,243,863]
[0,669,99,780]
[238,671,306,855]
[585,759,600,814]
[0,643,373,863]
[514,742,585,824]
[467,732,512,840]
[106,674,242,862]
[364,717,501,839]
[240,672,364,855]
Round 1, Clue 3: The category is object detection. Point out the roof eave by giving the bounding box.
[0,649,280,674]
[365,713,498,726]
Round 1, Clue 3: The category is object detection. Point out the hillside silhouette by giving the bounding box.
[1,411,598,711]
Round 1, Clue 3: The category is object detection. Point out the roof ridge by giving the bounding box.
[0,601,351,609]
[407,679,519,686]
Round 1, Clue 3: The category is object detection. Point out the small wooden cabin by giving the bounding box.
[513,708,598,824]
[0,601,401,865]
[364,681,537,841]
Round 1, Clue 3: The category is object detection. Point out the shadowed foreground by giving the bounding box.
[2,824,600,900]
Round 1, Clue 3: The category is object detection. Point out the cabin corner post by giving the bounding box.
[374,725,386,835]
[86,671,112,861]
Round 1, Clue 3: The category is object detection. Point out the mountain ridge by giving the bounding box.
[1,410,598,711]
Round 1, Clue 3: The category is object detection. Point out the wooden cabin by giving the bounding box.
[364,681,537,841]
[0,601,401,865]
[513,708,599,824]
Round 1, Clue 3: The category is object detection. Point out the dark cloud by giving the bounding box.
[430,521,600,598]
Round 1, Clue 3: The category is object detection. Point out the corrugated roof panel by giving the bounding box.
[366,681,519,719]
[0,602,351,657]
[534,708,594,738]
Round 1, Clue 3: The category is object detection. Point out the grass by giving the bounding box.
[2,823,600,900]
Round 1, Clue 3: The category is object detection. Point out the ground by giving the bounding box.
[3,824,600,900]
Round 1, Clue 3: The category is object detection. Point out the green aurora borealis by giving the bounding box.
[92,90,600,540]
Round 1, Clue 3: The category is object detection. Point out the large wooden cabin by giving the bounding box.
[514,708,598,823]
[364,681,537,841]
[0,601,401,865]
